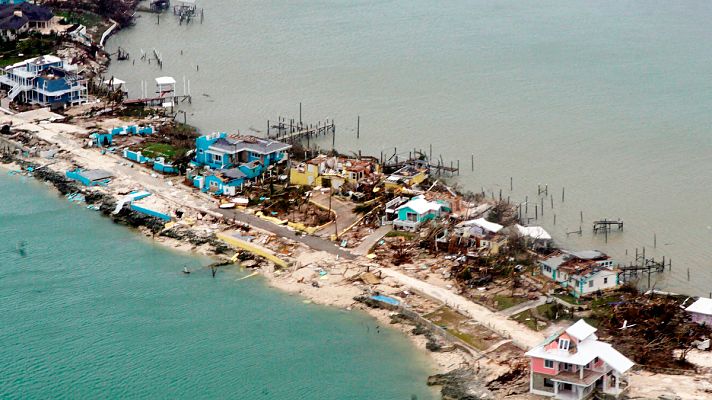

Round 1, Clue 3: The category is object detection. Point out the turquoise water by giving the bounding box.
[0,174,436,399]
[107,1,712,295]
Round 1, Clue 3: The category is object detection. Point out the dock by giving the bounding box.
[267,117,336,146]
[593,219,623,233]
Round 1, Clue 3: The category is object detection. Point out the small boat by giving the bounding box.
[219,202,236,209]
[182,267,191,274]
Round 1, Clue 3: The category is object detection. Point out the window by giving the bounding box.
[589,280,594,288]
[603,277,608,284]
[213,154,222,162]
[543,378,554,388]
[562,363,570,371]
[406,212,418,222]
[544,265,551,273]
[558,338,570,350]
[544,359,554,369]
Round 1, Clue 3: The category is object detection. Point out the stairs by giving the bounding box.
[7,84,30,101]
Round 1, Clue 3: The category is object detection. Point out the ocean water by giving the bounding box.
[0,174,437,399]
[106,1,712,295]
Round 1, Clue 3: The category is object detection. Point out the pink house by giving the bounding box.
[525,320,634,399]
[686,297,712,326]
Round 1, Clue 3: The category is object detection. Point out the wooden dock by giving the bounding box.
[267,117,335,145]
[593,219,623,233]
[618,248,670,288]
[123,94,191,107]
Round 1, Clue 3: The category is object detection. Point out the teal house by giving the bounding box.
[192,168,246,196]
[392,195,444,231]
[193,133,291,171]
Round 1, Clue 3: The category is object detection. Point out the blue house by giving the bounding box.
[153,157,178,174]
[0,55,87,106]
[192,168,246,196]
[90,131,113,147]
[193,133,291,171]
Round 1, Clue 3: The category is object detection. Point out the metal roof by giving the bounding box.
[209,136,291,155]
[686,298,712,316]
[81,169,113,181]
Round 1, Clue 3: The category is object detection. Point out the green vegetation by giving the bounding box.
[141,143,183,159]
[385,230,416,240]
[554,293,580,305]
[56,10,104,28]
[425,307,500,351]
[493,294,527,311]
[512,302,573,331]
[0,35,59,67]
[446,329,490,351]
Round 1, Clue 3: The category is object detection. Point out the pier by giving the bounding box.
[593,219,624,233]
[267,116,336,145]
[618,248,670,288]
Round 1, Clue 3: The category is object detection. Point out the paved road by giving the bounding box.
[309,191,360,238]
[351,225,392,256]
[215,208,355,259]
[377,267,545,350]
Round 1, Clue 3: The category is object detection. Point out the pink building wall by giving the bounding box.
[531,357,557,375]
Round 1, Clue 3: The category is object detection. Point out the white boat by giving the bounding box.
[219,202,236,209]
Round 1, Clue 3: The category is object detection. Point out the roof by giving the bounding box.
[155,76,176,85]
[569,250,606,260]
[81,169,113,181]
[0,3,53,22]
[565,319,597,341]
[686,298,712,316]
[541,255,567,270]
[459,218,503,233]
[396,195,442,215]
[221,168,246,180]
[209,136,291,155]
[516,224,551,240]
[0,14,26,30]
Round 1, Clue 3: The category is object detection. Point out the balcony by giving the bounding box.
[551,369,604,386]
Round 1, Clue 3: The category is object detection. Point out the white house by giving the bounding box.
[686,298,712,326]
[539,251,620,298]
[516,224,553,250]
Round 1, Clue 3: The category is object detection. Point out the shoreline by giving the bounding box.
[0,155,468,383]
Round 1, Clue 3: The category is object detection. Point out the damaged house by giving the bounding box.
[539,250,620,298]
[436,217,508,255]
[289,154,380,190]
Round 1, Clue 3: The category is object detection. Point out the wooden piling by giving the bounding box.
[356,115,360,139]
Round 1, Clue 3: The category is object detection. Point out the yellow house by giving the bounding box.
[384,163,429,191]
[290,155,380,189]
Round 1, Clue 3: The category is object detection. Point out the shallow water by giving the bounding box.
[107,1,712,295]
[0,174,437,399]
